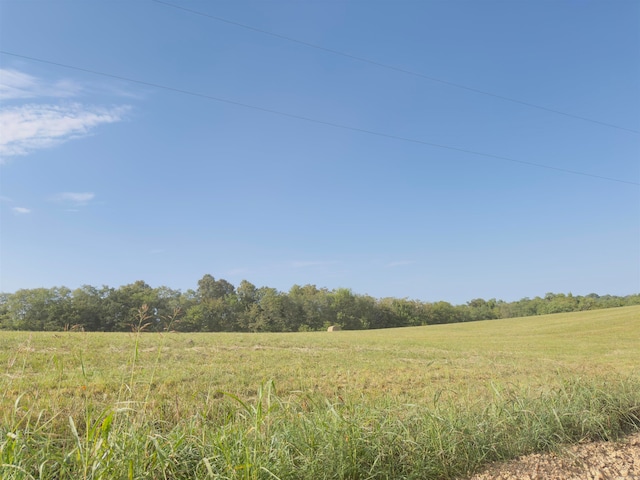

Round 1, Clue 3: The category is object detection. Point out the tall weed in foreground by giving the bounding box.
[1,375,638,479]
[1,309,639,479]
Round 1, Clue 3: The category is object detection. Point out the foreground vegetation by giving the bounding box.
[1,306,639,479]
[1,275,639,332]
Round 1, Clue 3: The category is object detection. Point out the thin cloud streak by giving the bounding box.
[12,207,31,214]
[0,68,82,100]
[0,103,130,160]
[51,192,95,206]
[386,261,414,267]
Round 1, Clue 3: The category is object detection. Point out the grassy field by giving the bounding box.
[1,306,639,479]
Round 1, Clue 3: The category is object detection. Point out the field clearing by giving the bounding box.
[3,306,637,402]
[1,306,639,479]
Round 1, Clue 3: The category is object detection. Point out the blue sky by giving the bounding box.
[1,0,638,304]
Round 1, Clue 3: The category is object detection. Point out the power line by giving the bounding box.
[1,50,638,187]
[151,0,640,135]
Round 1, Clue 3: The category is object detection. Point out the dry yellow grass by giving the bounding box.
[0,306,638,479]
[1,305,637,412]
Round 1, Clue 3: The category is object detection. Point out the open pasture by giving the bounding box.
[1,306,639,479]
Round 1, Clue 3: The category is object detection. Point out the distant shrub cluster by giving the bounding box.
[0,274,638,332]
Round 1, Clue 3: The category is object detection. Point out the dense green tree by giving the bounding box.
[423,301,464,325]
[0,278,637,332]
[330,288,362,330]
[197,274,235,301]
[178,304,207,332]
[288,284,332,331]
[542,293,579,314]
[237,280,259,307]
[234,280,259,331]
[69,285,109,330]
[0,287,71,330]
[249,288,288,332]
[106,281,160,331]
[379,298,426,328]
[465,298,499,321]
[0,293,9,329]
[499,296,543,318]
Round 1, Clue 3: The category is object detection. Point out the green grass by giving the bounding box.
[0,306,638,479]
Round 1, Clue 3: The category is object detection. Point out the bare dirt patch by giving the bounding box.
[466,432,640,480]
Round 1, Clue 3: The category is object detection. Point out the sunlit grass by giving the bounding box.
[0,306,638,479]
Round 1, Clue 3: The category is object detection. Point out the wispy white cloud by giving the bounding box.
[0,68,131,161]
[386,260,414,267]
[0,68,82,100]
[51,192,95,206]
[0,103,130,160]
[12,207,31,215]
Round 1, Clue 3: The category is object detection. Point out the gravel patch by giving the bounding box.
[466,432,640,480]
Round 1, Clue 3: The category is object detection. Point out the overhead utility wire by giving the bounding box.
[151,0,639,135]
[1,51,637,187]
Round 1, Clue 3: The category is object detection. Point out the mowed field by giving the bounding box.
[1,306,639,479]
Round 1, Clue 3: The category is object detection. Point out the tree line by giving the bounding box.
[0,274,638,332]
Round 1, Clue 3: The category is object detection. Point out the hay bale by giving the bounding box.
[327,325,342,332]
